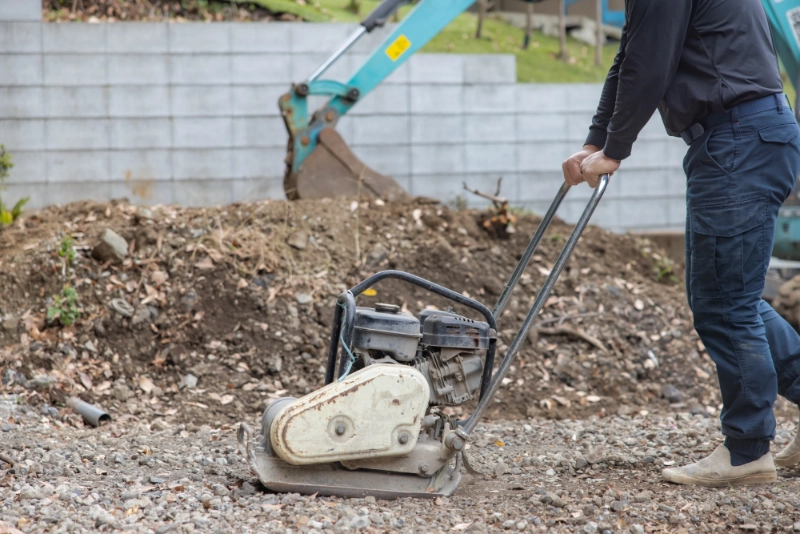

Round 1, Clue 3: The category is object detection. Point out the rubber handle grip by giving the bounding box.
[361,0,406,32]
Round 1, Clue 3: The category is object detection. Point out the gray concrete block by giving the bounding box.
[564,112,594,142]
[5,183,49,210]
[169,23,230,53]
[0,87,43,118]
[464,55,516,84]
[465,143,516,173]
[45,181,112,206]
[110,179,175,206]
[565,84,603,113]
[171,85,232,117]
[232,116,286,148]
[44,55,106,86]
[350,115,409,146]
[0,22,41,52]
[464,84,516,114]
[351,145,410,176]
[1,54,43,85]
[0,0,41,21]
[109,118,171,149]
[517,140,572,172]
[413,173,518,203]
[638,114,667,141]
[408,54,464,84]
[618,198,670,231]
[173,179,233,207]
[47,150,110,183]
[108,55,169,85]
[110,150,172,181]
[667,197,687,227]
[0,119,45,150]
[170,55,230,85]
[173,149,233,180]
[411,144,464,175]
[516,84,569,113]
[43,23,106,53]
[107,23,168,53]
[290,23,354,54]
[231,177,286,202]
[666,166,686,196]
[108,86,170,118]
[232,54,291,84]
[231,23,291,53]
[44,87,108,118]
[349,85,409,115]
[231,85,285,117]
[625,139,678,170]
[517,114,568,142]
[410,115,464,144]
[173,117,232,148]
[614,169,670,199]
[465,115,516,143]
[517,172,565,203]
[47,119,110,150]
[410,85,463,115]
[232,147,285,179]
[290,53,353,83]
[4,150,46,184]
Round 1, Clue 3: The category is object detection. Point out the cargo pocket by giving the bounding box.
[690,197,767,299]
[758,123,799,144]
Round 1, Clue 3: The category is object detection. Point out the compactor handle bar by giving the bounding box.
[323,174,610,433]
[464,174,609,434]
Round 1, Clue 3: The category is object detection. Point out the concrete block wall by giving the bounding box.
[0,10,686,232]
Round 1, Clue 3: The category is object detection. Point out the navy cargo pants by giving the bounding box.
[684,94,800,463]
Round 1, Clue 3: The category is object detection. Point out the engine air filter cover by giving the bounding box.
[421,313,491,350]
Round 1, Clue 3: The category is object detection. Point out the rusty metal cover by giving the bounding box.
[284,128,408,201]
[269,364,429,466]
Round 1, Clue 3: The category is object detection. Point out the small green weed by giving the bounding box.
[47,286,81,327]
[0,146,29,226]
[653,256,680,284]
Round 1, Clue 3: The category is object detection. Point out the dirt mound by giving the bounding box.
[0,196,724,428]
[44,0,283,22]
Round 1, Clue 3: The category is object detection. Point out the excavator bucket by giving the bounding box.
[284,128,408,201]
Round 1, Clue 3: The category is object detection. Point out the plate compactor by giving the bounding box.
[238,177,609,499]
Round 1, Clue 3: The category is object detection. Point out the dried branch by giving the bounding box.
[537,326,608,355]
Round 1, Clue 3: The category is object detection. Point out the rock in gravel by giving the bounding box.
[92,228,128,264]
[287,231,308,250]
[792,522,800,531]
[150,476,164,484]
[180,374,198,389]
[296,293,312,305]
[661,384,682,403]
[494,461,509,476]
[90,505,116,528]
[610,501,625,512]
[365,243,390,269]
[132,306,152,325]
[109,298,134,318]
[584,522,598,533]
[634,490,653,502]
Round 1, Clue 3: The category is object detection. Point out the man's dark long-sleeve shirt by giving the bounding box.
[585,0,783,161]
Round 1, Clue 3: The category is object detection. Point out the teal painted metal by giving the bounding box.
[762,0,800,260]
[762,0,800,92]
[282,0,476,177]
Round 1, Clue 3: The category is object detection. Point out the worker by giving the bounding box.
[562,0,800,486]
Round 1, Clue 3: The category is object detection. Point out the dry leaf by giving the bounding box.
[634,299,644,311]
[195,257,214,270]
[694,367,710,380]
[78,372,93,390]
[150,270,168,286]
[242,383,258,392]
[219,394,235,405]
[552,395,571,407]
[139,376,155,394]
[586,395,601,403]
[95,381,111,392]
[452,522,474,531]
[207,249,224,263]
[237,278,249,290]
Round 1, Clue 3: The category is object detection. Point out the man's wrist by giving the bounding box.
[583,144,602,153]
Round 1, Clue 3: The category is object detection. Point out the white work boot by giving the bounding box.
[662,445,776,487]
[776,417,800,467]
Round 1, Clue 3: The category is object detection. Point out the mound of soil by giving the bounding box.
[44,0,284,22]
[0,196,724,428]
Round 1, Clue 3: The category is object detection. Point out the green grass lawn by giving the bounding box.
[252,0,618,82]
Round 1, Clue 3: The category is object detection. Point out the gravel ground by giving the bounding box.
[3,394,800,533]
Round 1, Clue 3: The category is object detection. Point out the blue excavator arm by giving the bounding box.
[280,0,476,200]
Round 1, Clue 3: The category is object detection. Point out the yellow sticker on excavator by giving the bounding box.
[385,34,411,61]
